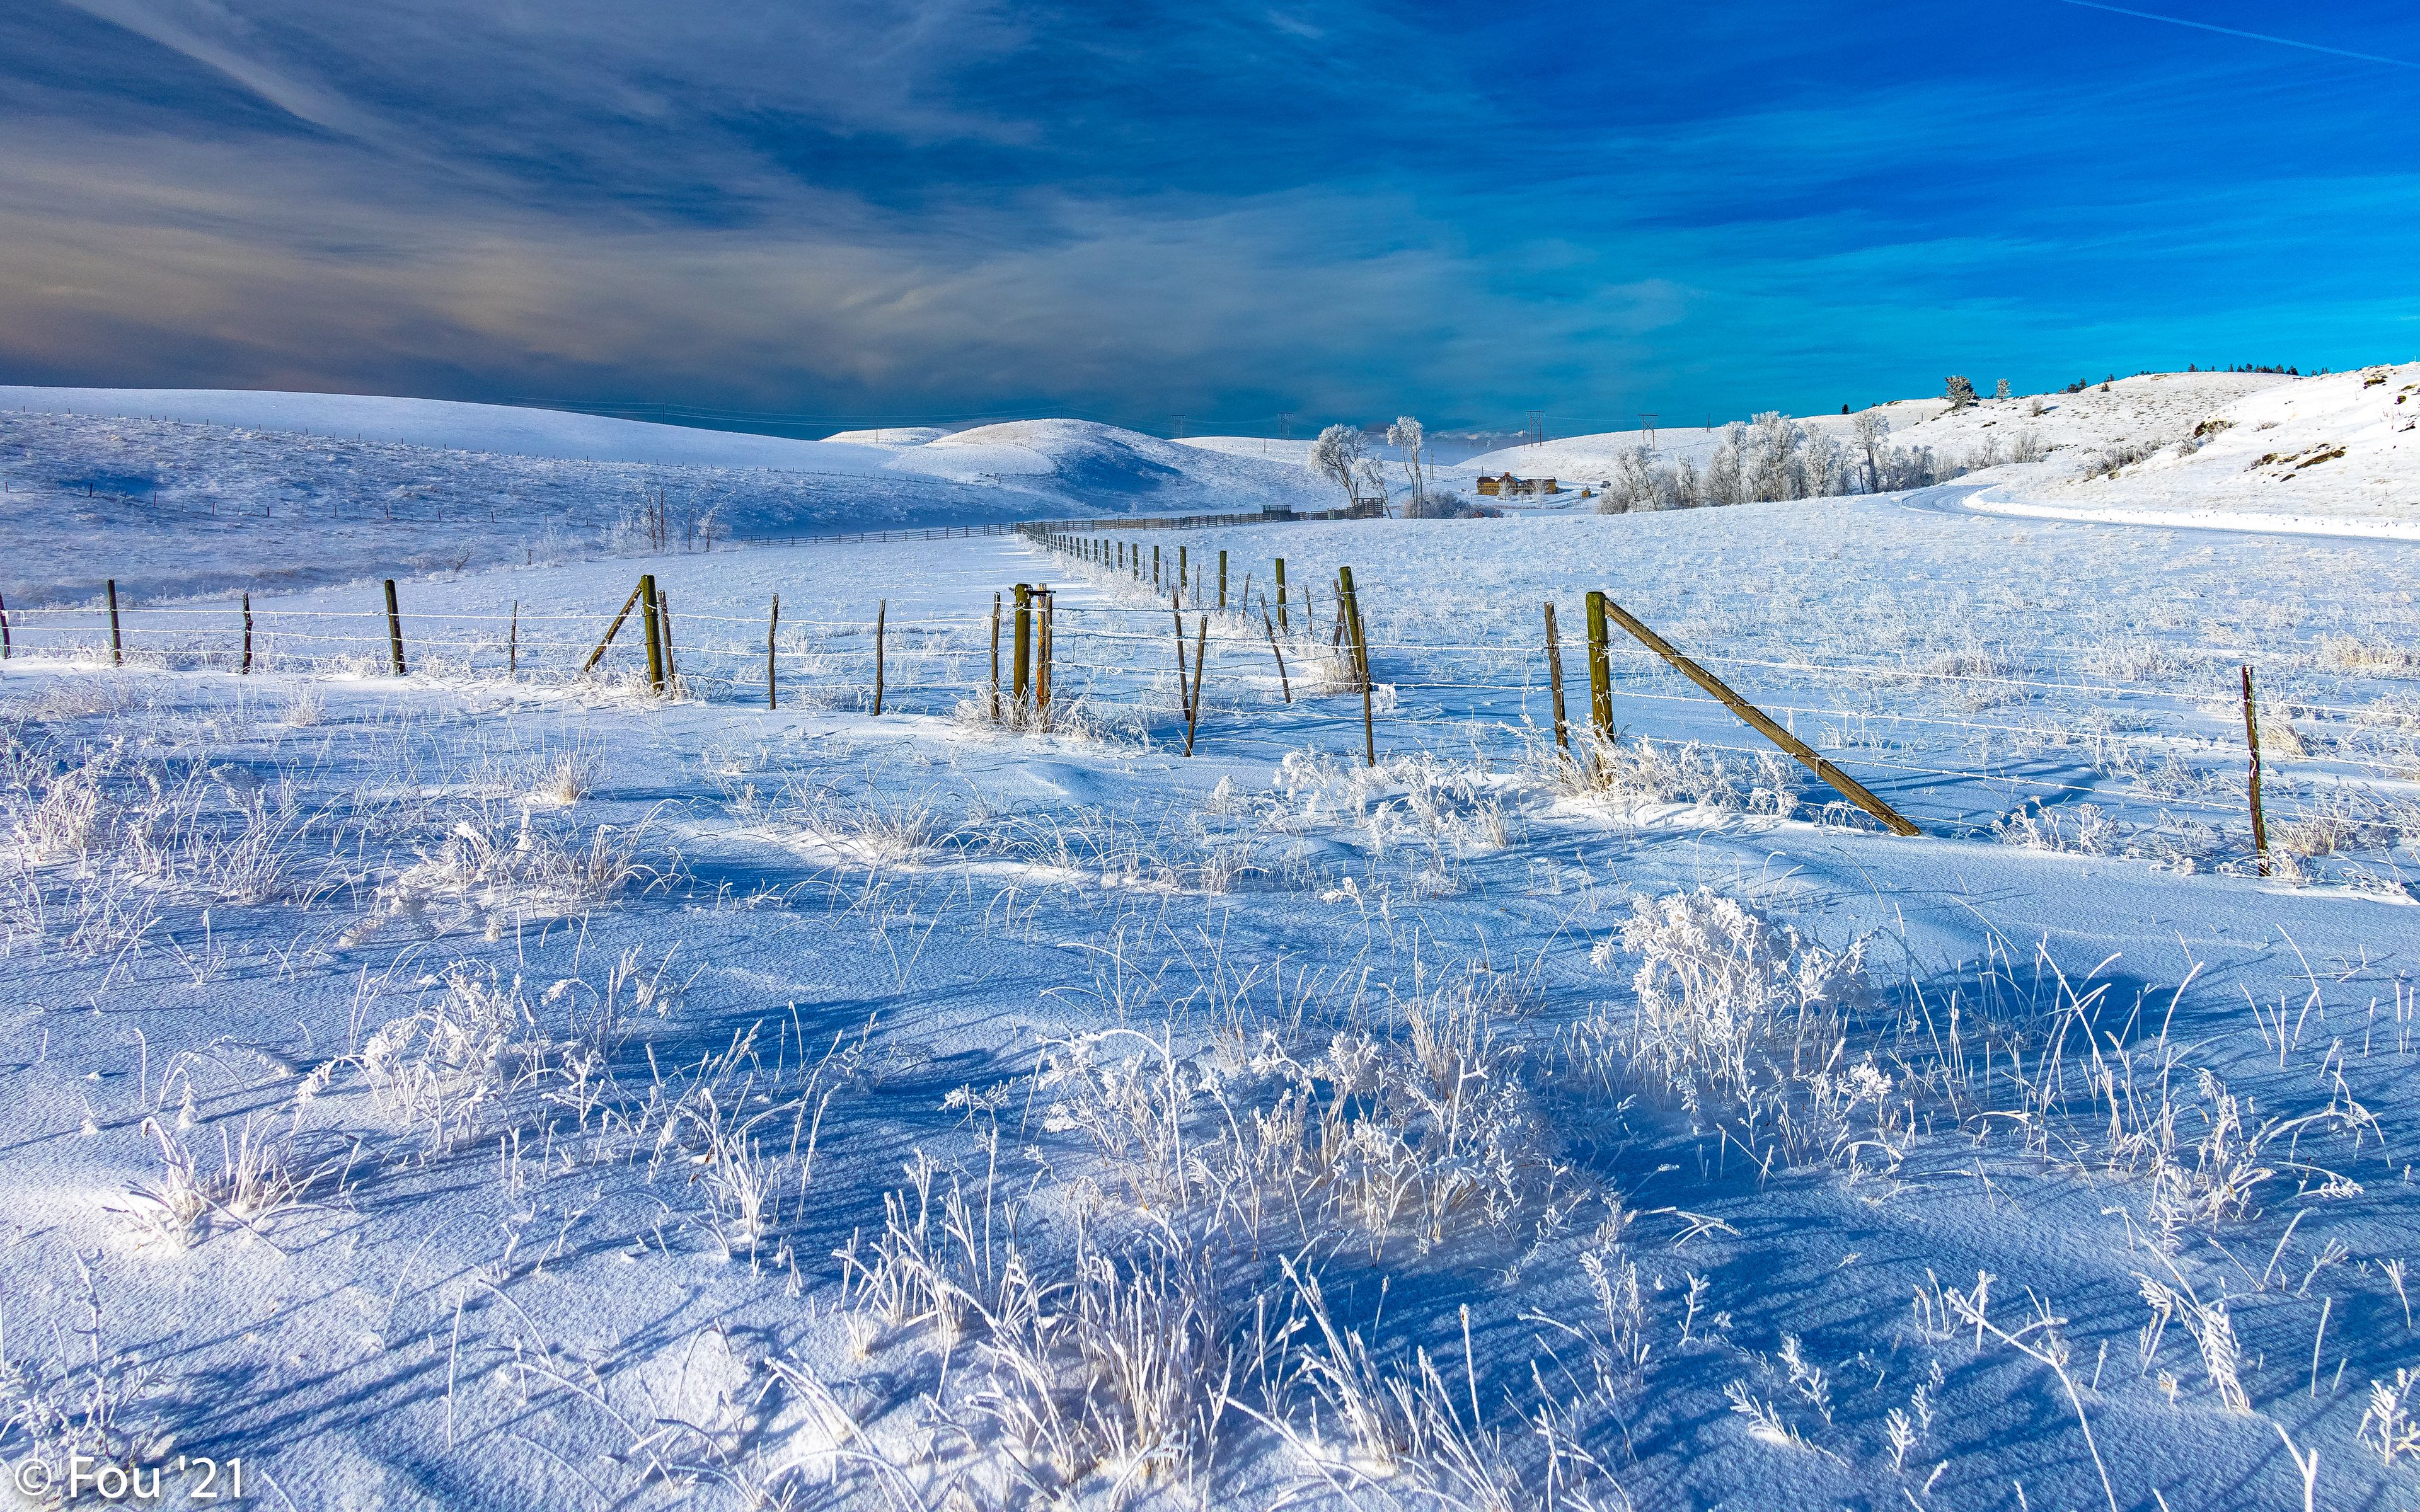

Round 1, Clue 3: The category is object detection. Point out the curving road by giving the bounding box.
[1894,479,2420,544]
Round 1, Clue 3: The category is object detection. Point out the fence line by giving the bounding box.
[729,523,1017,546]
[4,528,2411,853]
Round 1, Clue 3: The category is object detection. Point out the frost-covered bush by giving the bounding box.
[378,809,659,932]
[2078,432,2186,480]
[1599,887,1868,1099]
[359,964,540,1137]
[8,761,107,862]
[0,1343,180,1500]
[1546,735,1797,818]
[1403,488,1478,519]
[118,1111,319,1249]
[1993,799,2121,856]
[4,742,321,908]
[1034,973,1555,1256]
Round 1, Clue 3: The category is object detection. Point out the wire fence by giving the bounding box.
[729,524,1017,546]
[1017,525,2420,866]
[4,523,2416,869]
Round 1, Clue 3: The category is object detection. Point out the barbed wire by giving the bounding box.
[6,539,2407,841]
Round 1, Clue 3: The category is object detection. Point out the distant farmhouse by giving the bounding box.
[1475,472,1560,498]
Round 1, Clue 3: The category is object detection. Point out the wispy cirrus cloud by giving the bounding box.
[4,0,2415,429]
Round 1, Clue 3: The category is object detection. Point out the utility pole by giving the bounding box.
[1525,410,1545,447]
[1638,413,1658,452]
[1172,415,1187,438]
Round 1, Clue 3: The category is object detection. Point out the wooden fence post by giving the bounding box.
[1543,600,1569,752]
[384,578,406,676]
[1154,544,1161,591]
[582,581,645,675]
[0,589,10,660]
[1219,549,1228,609]
[509,600,519,675]
[1184,613,1208,756]
[1338,566,1374,766]
[1012,583,1032,706]
[872,598,887,714]
[990,591,1003,720]
[1583,591,1612,738]
[657,586,679,686]
[2242,665,2270,875]
[766,593,779,709]
[1276,558,1288,630]
[1261,597,1291,702]
[1594,592,1920,837]
[239,592,251,674]
[1172,593,1191,719]
[107,579,123,667]
[638,573,664,691]
[1178,546,1188,606]
[1037,588,1052,718]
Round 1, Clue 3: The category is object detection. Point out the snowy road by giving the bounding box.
[1901,480,2420,542]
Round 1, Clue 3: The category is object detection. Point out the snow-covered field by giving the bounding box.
[2,394,2418,1512]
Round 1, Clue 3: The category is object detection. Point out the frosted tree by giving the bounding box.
[1802,427,1846,496]
[1670,455,1703,508]
[1874,443,1941,491]
[1945,375,1978,410]
[1995,379,2011,399]
[1705,423,1748,506]
[1385,416,1427,507]
[1604,446,1654,513]
[1355,458,1388,512]
[1849,410,1892,493]
[1747,411,1804,501]
[1310,424,1369,506]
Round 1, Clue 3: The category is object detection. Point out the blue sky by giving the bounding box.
[3,0,2415,435]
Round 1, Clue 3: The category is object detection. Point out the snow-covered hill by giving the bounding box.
[0,390,1331,604]
[2007,362,2420,530]
[0,386,887,470]
[820,427,951,447]
[898,419,1317,502]
[1452,372,2303,495]
[1171,434,1316,466]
